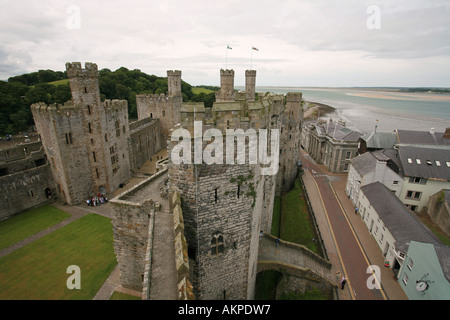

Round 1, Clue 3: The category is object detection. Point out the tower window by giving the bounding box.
[211,234,224,255]
[115,120,120,137]
[65,133,73,144]
[215,188,218,203]
[93,151,96,162]
[88,123,92,133]
[84,87,87,93]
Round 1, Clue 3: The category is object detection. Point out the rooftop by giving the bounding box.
[397,146,450,180]
[360,182,441,253]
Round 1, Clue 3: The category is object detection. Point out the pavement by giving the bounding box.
[299,150,408,300]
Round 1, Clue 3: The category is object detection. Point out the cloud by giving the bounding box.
[0,0,449,86]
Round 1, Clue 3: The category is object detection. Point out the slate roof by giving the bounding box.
[397,146,450,180]
[360,131,398,149]
[360,182,441,253]
[317,121,362,142]
[396,129,450,146]
[350,152,377,176]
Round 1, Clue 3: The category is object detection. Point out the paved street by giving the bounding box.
[299,150,408,300]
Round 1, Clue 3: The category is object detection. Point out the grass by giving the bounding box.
[0,213,117,300]
[192,87,214,95]
[0,205,71,250]
[110,291,141,300]
[277,179,320,255]
[48,79,69,86]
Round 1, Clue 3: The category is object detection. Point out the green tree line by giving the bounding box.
[0,67,219,136]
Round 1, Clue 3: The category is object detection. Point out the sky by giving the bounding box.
[0,0,450,87]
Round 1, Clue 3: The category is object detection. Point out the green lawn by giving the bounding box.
[0,205,71,250]
[0,213,117,300]
[276,179,320,255]
[192,87,214,94]
[48,79,69,86]
[110,291,141,300]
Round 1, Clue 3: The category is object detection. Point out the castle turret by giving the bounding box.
[245,70,256,102]
[215,69,235,102]
[168,70,182,98]
[66,62,101,108]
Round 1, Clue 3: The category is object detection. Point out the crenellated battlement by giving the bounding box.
[65,62,98,78]
[31,101,78,116]
[167,70,182,77]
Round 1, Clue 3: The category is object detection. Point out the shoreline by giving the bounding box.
[303,101,336,119]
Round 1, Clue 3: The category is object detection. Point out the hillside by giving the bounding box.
[0,68,218,136]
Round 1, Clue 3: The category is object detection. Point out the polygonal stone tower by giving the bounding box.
[167,70,182,98]
[215,69,235,102]
[245,70,257,101]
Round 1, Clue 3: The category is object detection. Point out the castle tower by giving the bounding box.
[215,69,235,102]
[168,102,270,299]
[66,62,101,107]
[33,62,132,203]
[276,92,303,195]
[167,70,182,98]
[245,70,257,101]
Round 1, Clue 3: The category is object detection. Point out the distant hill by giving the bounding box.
[0,67,216,136]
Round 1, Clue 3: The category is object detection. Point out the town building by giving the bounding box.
[397,241,450,300]
[301,119,362,173]
[357,182,444,280]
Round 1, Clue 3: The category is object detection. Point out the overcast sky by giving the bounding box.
[1,0,449,87]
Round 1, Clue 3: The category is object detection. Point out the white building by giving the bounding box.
[357,182,442,276]
[346,149,403,207]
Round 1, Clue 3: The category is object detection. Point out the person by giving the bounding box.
[355,207,359,215]
[340,276,347,290]
[276,238,280,247]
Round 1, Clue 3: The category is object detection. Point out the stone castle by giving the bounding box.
[1,62,311,300]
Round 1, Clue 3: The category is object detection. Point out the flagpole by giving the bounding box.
[250,47,252,70]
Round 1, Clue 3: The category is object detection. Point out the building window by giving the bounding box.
[393,180,399,185]
[87,105,91,115]
[409,177,426,184]
[344,163,349,171]
[346,151,351,160]
[210,234,224,255]
[105,134,108,142]
[96,168,99,178]
[407,258,414,271]
[214,188,218,203]
[88,123,92,133]
[402,274,408,285]
[406,190,422,201]
[93,151,96,162]
[162,110,166,117]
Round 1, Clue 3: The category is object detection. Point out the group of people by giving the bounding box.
[86,194,108,207]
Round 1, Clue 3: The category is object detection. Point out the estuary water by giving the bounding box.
[255,87,450,134]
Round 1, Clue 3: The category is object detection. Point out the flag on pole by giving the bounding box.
[252,47,259,51]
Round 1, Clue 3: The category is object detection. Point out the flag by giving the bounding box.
[252,47,259,51]
[227,45,232,50]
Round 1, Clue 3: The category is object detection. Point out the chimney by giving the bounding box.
[444,128,450,139]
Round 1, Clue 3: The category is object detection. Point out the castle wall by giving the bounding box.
[0,164,55,220]
[128,117,162,172]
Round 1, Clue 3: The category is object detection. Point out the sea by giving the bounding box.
[247,87,450,135]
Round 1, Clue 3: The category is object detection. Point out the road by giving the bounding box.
[299,152,386,300]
